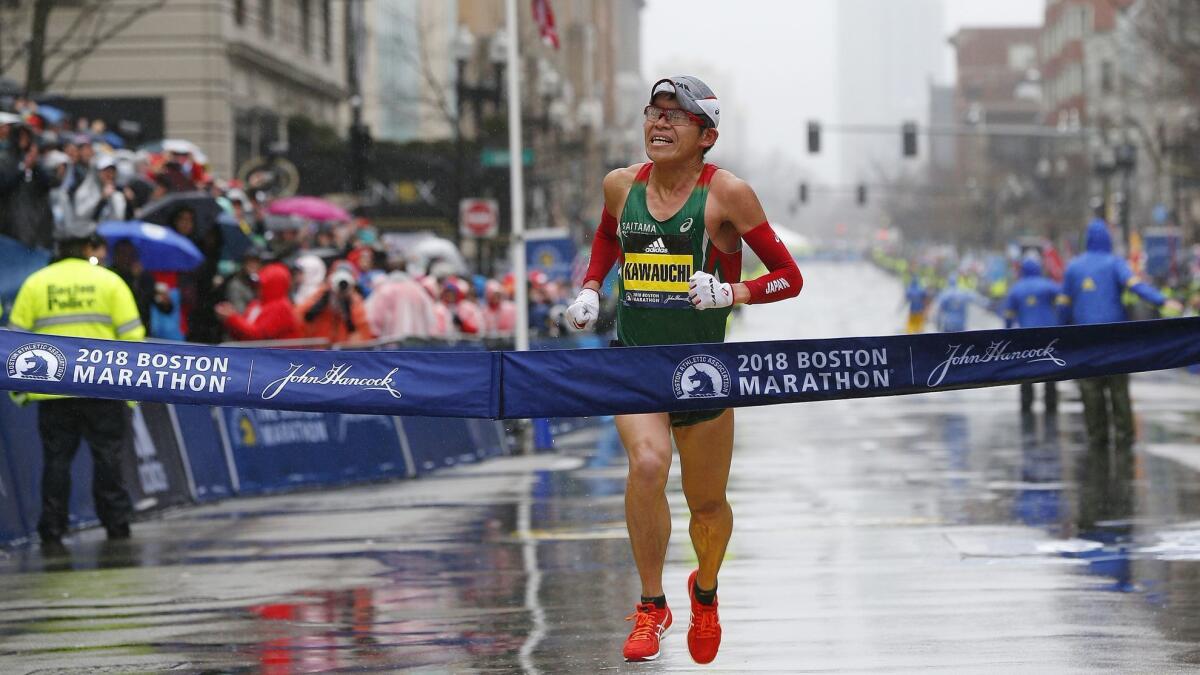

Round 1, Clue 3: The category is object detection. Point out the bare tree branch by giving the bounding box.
[40,0,167,92]
[384,4,460,128]
[41,1,102,67]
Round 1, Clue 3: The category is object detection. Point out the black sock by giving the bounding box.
[693,581,717,606]
[640,594,667,609]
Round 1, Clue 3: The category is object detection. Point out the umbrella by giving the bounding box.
[100,131,125,149]
[216,211,255,260]
[35,104,66,125]
[139,191,222,232]
[267,196,351,223]
[410,236,467,276]
[138,139,208,165]
[98,221,204,272]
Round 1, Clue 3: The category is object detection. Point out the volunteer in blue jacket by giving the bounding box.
[1004,256,1063,412]
[1059,218,1181,448]
[932,274,987,332]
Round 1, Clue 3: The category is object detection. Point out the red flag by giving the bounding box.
[532,0,560,49]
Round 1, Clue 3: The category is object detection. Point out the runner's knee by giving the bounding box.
[687,495,729,520]
[626,445,671,491]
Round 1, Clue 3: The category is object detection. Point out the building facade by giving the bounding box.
[3,0,349,180]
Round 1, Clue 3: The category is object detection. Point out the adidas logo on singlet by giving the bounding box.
[644,237,669,253]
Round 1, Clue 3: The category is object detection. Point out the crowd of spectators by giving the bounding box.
[0,99,583,348]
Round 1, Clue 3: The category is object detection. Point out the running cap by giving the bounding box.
[650,76,719,128]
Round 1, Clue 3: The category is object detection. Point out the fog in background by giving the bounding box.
[640,0,1045,243]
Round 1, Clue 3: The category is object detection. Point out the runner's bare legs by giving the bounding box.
[674,409,735,590]
[617,412,674,597]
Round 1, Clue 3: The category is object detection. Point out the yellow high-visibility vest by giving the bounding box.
[7,257,144,402]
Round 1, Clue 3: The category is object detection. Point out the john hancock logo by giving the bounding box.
[261,363,402,400]
[673,355,731,400]
[6,342,67,382]
[927,339,1066,388]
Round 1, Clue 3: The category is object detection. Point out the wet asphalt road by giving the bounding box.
[4,261,1200,673]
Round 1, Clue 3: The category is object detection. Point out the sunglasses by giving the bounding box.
[643,105,707,127]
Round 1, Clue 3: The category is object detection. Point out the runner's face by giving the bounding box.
[645,95,704,162]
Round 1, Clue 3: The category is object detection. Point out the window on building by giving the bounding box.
[233,0,245,25]
[260,0,273,37]
[300,0,312,54]
[1008,43,1036,71]
[322,0,333,62]
[1100,60,1114,94]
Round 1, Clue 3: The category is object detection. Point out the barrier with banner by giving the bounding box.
[220,408,409,492]
[501,318,1200,418]
[4,319,1200,545]
[2,319,1200,419]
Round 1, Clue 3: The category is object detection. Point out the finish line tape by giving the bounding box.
[3,318,1199,419]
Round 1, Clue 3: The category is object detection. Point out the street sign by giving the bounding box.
[459,198,500,238]
[480,147,534,168]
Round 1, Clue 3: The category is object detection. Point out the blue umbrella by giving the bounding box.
[35,104,66,125]
[98,220,204,272]
[100,130,125,148]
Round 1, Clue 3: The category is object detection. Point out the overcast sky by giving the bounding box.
[640,0,1045,185]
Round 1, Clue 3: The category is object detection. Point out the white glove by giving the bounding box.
[689,271,733,310]
[566,288,600,330]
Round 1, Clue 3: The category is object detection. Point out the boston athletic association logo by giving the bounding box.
[6,342,67,382]
[673,355,731,400]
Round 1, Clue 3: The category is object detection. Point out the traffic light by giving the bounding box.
[799,182,808,204]
[856,183,867,205]
[807,121,821,154]
[902,121,918,157]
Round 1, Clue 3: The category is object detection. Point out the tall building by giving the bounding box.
[361,0,457,144]
[2,1,349,179]
[949,27,1042,177]
[835,0,945,184]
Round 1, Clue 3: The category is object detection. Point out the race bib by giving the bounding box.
[621,232,693,308]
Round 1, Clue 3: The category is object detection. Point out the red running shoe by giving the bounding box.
[687,569,722,664]
[623,601,673,661]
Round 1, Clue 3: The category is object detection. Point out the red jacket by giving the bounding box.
[223,263,301,341]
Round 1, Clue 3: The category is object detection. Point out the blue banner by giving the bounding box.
[500,318,1200,418]
[3,318,1200,420]
[0,333,496,417]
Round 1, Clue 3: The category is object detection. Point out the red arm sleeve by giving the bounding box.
[583,208,621,286]
[741,221,803,304]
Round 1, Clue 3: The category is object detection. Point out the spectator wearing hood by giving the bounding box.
[1005,255,1063,412]
[441,276,482,336]
[364,261,438,341]
[483,279,516,337]
[215,262,300,341]
[1059,217,1182,448]
[0,120,59,249]
[92,154,128,222]
[296,262,374,345]
[293,253,327,305]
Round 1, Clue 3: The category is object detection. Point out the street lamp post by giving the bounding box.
[453,25,507,276]
[1114,141,1137,253]
[452,25,475,251]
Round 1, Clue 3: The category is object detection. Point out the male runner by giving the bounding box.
[565,76,803,664]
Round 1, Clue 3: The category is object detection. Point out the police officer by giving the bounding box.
[7,231,145,548]
[1004,255,1063,412]
[1059,218,1181,448]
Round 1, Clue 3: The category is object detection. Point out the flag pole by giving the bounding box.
[506,0,528,353]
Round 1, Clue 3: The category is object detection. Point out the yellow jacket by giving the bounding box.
[7,257,144,402]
